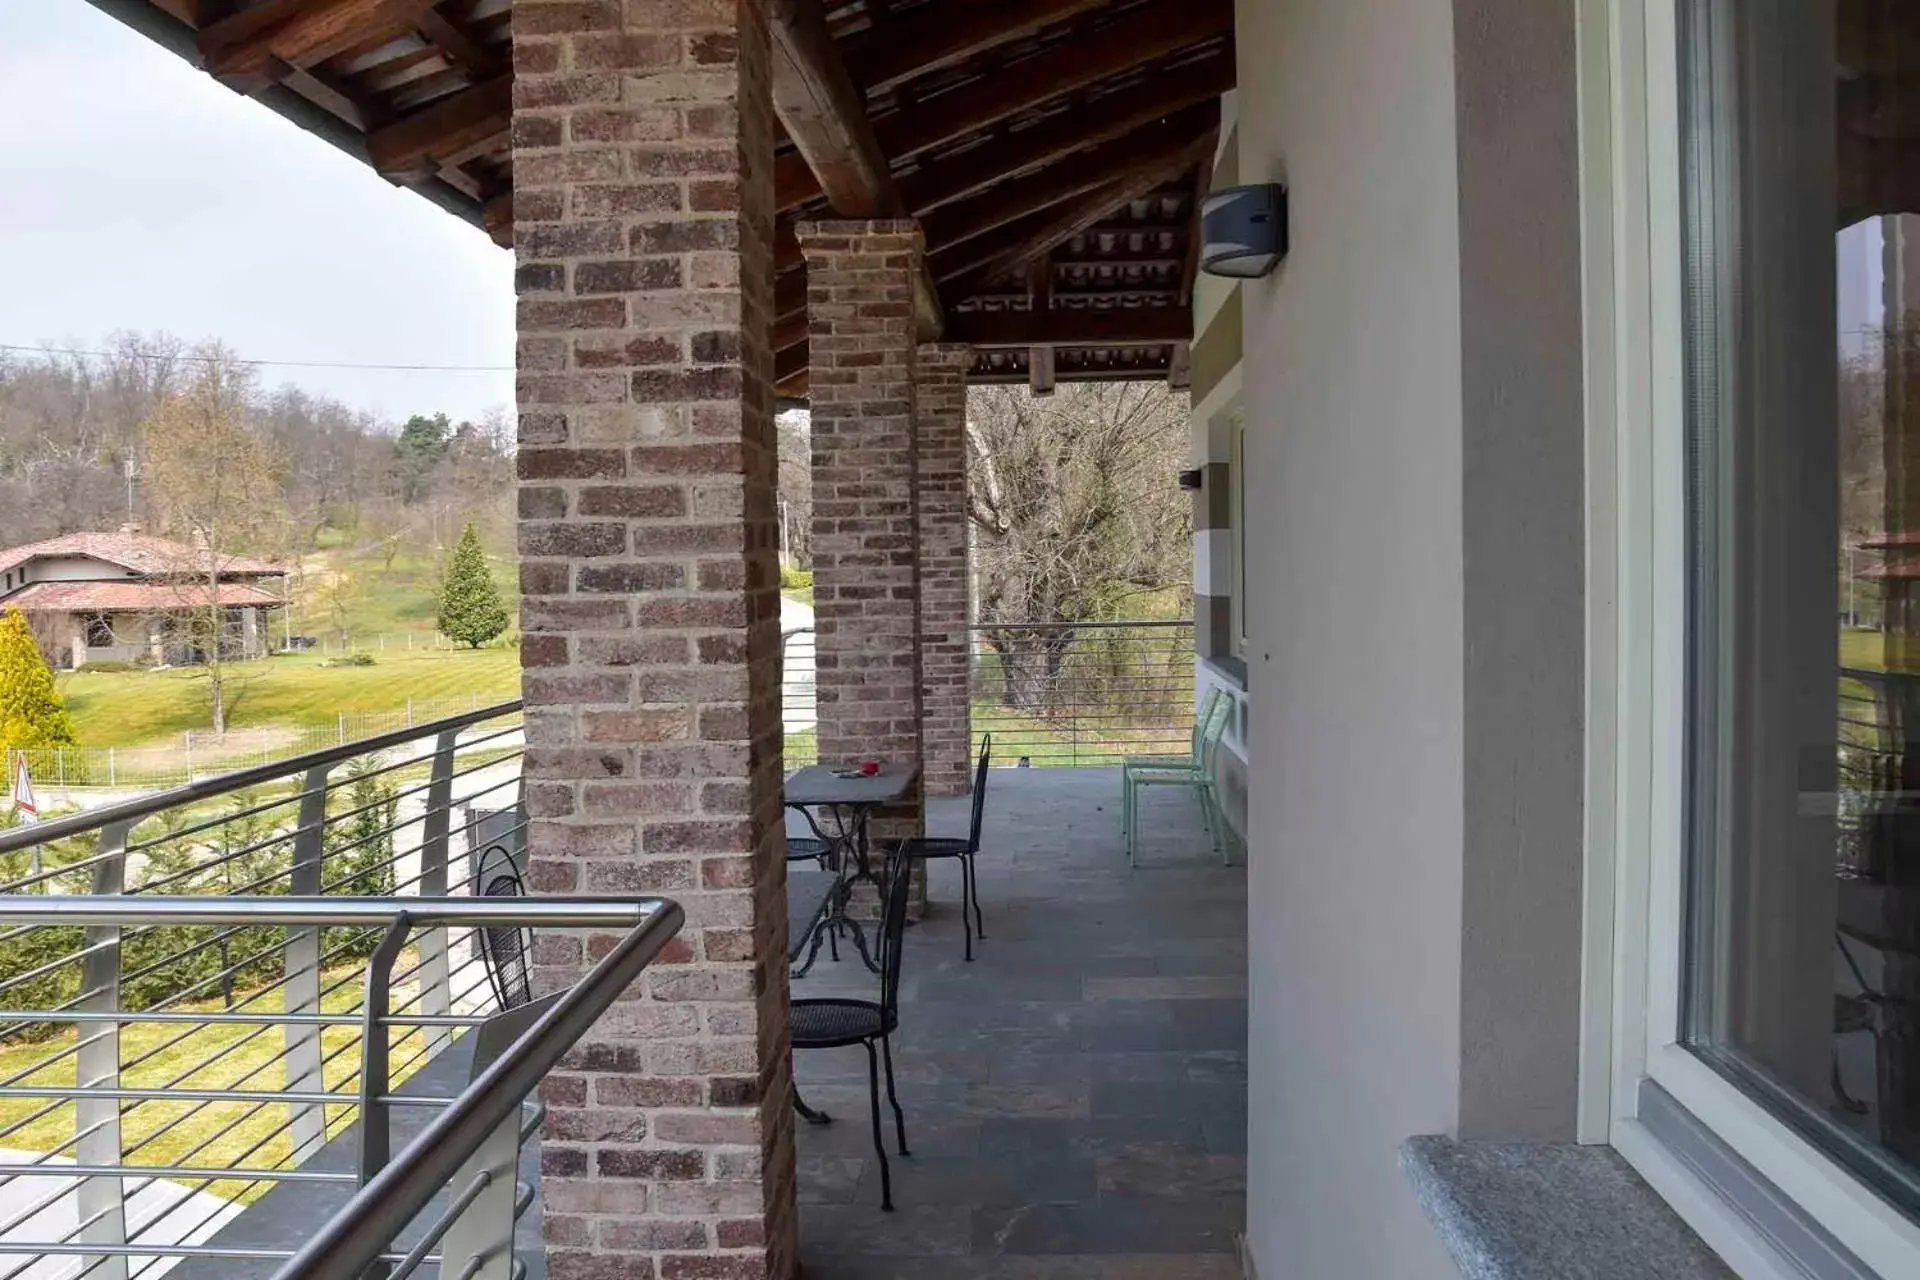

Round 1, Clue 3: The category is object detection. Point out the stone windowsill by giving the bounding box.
[1400,1136,1734,1280]
[1200,653,1248,690]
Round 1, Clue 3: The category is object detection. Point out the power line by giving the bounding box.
[0,342,512,374]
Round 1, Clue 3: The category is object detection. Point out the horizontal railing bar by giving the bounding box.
[0,1163,355,1183]
[0,1244,432,1262]
[967,619,1192,632]
[0,1086,457,1104]
[273,901,688,1280]
[0,699,524,854]
[0,895,661,928]
[0,1009,494,1027]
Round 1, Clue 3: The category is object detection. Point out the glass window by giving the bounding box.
[1678,0,1920,1217]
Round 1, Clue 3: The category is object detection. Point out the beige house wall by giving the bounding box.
[1233,0,1588,1275]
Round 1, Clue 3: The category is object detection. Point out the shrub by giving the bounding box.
[0,608,77,749]
[780,565,814,592]
[325,652,376,668]
[77,660,137,674]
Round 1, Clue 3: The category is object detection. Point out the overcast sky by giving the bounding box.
[0,2,515,424]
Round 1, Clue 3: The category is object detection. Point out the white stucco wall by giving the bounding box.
[1234,0,1466,1275]
[18,555,140,584]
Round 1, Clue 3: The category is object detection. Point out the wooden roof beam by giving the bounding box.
[893,52,1234,217]
[874,0,1233,166]
[921,108,1218,254]
[367,73,512,183]
[199,0,421,90]
[846,0,1112,97]
[768,0,943,339]
[945,306,1193,348]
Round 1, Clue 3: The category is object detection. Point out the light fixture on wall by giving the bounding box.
[1201,184,1288,279]
[1178,468,1204,491]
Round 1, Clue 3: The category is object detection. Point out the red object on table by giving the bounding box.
[859,760,880,776]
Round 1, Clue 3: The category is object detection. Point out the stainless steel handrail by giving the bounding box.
[0,895,650,927]
[272,898,687,1280]
[0,698,524,853]
[967,618,1193,632]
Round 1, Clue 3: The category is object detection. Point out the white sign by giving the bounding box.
[11,753,37,822]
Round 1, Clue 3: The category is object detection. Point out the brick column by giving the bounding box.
[915,344,972,796]
[796,220,927,842]
[512,3,796,1278]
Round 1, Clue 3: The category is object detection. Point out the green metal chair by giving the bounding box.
[1121,689,1234,866]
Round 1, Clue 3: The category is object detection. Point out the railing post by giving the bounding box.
[286,763,334,1164]
[77,819,132,1280]
[435,1104,523,1280]
[419,729,459,1051]
[359,916,412,1188]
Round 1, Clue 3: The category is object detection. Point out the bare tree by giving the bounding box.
[965,382,1191,710]
[142,344,286,733]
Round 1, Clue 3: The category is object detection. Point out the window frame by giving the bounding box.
[1587,0,1920,1272]
[1228,413,1249,659]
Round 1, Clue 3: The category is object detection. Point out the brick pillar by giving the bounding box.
[512,3,796,1278]
[915,344,973,796]
[796,220,927,842]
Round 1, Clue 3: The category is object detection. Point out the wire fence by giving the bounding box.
[775,619,1197,769]
[3,694,511,794]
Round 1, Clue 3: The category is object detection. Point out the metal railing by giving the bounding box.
[969,620,1196,766]
[776,619,1198,768]
[0,700,655,1279]
[4,694,515,794]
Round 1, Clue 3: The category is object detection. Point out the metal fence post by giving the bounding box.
[106,748,115,788]
[435,1105,522,1280]
[286,763,334,1164]
[419,729,459,1053]
[77,819,133,1280]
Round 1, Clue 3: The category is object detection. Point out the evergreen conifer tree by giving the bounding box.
[0,608,76,749]
[437,522,510,648]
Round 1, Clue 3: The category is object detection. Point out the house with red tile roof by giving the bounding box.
[0,530,288,670]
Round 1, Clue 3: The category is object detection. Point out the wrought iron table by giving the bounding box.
[784,764,917,976]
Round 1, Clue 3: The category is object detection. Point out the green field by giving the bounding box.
[291,542,517,641]
[58,648,522,748]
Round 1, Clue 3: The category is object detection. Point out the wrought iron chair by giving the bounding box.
[1121,694,1234,866]
[791,846,917,1210]
[477,864,533,1009]
[889,734,992,960]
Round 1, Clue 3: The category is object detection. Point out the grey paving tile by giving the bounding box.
[792,768,1247,1263]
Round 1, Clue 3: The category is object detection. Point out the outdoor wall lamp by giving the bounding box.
[1200,184,1288,279]
[1178,468,1204,491]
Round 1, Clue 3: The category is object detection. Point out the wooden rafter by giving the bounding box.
[770,0,899,216]
[199,0,419,89]
[1028,257,1055,396]
[892,52,1235,217]
[768,0,943,339]
[367,74,512,183]
[945,306,1192,348]
[921,108,1217,254]
[845,0,1112,97]
[1168,156,1210,388]
[872,0,1232,166]
[969,127,1217,287]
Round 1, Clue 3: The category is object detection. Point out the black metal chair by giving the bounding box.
[477,864,533,1010]
[791,847,917,1211]
[891,734,991,960]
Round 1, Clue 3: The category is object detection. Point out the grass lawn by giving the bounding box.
[0,968,437,1204]
[292,545,516,642]
[58,649,523,749]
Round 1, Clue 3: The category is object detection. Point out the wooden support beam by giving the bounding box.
[414,8,500,78]
[1029,344,1057,397]
[1167,342,1192,389]
[769,0,899,217]
[846,0,1111,97]
[893,52,1234,217]
[200,0,419,88]
[874,0,1232,166]
[945,306,1193,348]
[366,74,512,183]
[978,128,1218,285]
[921,109,1217,254]
[767,0,944,340]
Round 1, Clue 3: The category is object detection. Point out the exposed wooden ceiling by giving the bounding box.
[92,0,1236,395]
